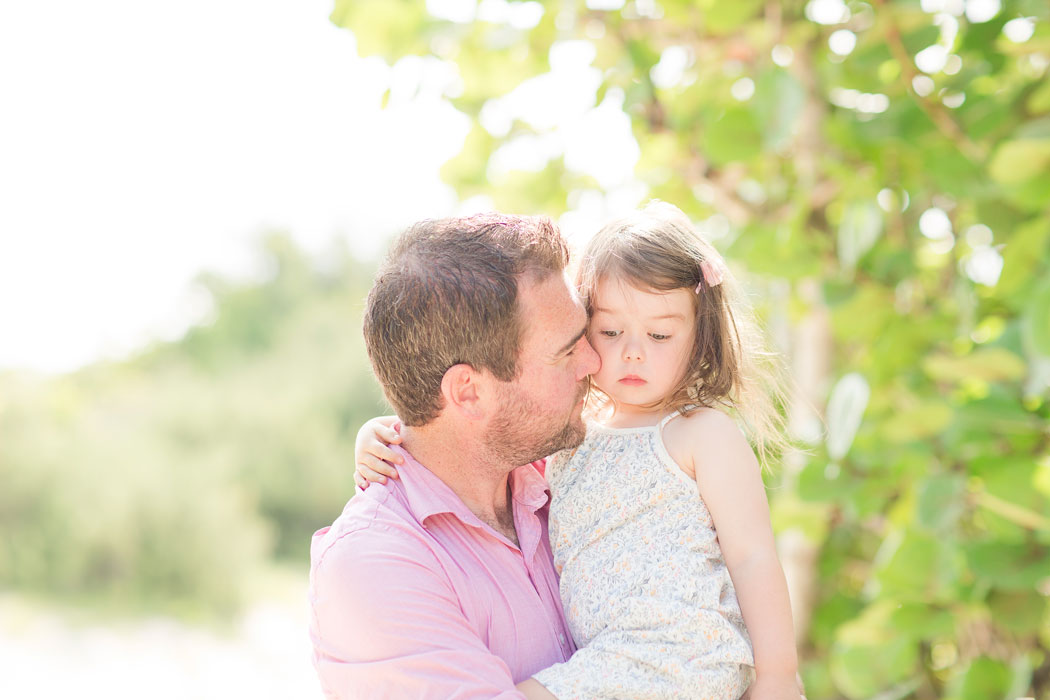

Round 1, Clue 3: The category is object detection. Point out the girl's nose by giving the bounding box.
[622,342,643,362]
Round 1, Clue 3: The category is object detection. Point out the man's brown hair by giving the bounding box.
[363,213,570,426]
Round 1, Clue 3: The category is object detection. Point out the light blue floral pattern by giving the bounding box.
[532,416,754,700]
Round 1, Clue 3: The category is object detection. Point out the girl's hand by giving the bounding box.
[353,416,403,490]
[744,673,805,700]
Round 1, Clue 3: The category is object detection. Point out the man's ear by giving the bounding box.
[439,364,486,419]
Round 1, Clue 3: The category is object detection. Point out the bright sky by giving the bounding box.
[0,0,641,374]
[0,0,472,373]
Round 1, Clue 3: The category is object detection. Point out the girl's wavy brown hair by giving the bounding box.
[576,201,791,469]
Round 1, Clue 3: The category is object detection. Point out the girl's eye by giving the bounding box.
[599,330,621,338]
[649,333,671,341]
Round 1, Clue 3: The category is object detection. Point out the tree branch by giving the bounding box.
[874,0,986,163]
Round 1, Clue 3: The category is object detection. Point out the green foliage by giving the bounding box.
[0,235,387,617]
[333,1,1050,697]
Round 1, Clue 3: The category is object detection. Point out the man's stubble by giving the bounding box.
[485,379,589,468]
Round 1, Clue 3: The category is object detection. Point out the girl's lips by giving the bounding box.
[618,376,646,386]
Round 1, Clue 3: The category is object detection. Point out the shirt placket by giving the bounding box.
[515,501,574,660]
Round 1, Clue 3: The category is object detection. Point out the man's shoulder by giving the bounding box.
[310,482,436,575]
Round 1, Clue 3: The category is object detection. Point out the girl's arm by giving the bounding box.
[354,419,549,488]
[667,409,802,700]
[516,678,558,699]
[353,415,403,490]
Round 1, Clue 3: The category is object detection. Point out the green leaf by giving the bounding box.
[996,217,1050,301]
[1027,77,1050,113]
[330,0,433,59]
[1002,172,1050,212]
[988,139,1050,185]
[1023,275,1050,358]
[987,589,1047,635]
[922,347,1027,383]
[881,401,953,442]
[837,202,883,272]
[944,657,1012,700]
[978,457,1050,518]
[871,529,960,598]
[916,474,967,533]
[1015,117,1050,139]
[625,38,661,75]
[829,284,895,343]
[811,592,865,649]
[887,602,956,639]
[949,395,1045,447]
[798,459,857,503]
[752,69,806,152]
[702,108,762,165]
[441,123,498,192]
[965,540,1050,590]
[697,0,764,34]
[825,373,870,461]
[927,146,984,197]
[831,634,919,700]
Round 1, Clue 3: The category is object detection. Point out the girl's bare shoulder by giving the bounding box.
[662,407,751,479]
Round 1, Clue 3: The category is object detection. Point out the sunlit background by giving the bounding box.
[2,0,1049,698]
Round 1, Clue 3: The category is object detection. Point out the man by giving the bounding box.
[309,213,600,698]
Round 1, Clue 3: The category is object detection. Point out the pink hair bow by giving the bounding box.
[696,259,725,292]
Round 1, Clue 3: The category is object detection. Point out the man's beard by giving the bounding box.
[485,381,588,467]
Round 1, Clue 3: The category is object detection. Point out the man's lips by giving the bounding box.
[618,375,646,386]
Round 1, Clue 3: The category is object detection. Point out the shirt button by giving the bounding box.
[559,634,566,644]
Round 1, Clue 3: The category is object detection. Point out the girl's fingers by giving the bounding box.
[360,455,397,479]
[360,450,401,479]
[375,445,403,469]
[369,455,400,479]
[382,425,403,445]
[355,462,387,485]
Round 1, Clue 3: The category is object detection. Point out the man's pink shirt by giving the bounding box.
[308,447,575,699]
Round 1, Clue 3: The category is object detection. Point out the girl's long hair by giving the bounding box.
[577,201,791,469]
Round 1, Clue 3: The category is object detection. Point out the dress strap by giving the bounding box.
[657,404,701,431]
[657,410,683,430]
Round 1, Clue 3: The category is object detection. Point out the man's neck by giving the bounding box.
[400,424,518,546]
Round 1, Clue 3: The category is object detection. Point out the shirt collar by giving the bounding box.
[510,459,552,512]
[392,446,551,528]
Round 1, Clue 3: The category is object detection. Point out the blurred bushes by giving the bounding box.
[0,235,388,616]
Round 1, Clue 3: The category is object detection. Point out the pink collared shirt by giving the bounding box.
[309,447,574,699]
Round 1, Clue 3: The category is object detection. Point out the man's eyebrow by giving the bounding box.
[556,325,588,356]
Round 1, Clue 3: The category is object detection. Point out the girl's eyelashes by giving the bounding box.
[596,329,672,341]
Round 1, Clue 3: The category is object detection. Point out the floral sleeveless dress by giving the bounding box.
[532,414,754,699]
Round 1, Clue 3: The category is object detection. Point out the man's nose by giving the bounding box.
[578,336,601,378]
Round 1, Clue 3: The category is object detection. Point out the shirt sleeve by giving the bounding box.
[309,526,528,700]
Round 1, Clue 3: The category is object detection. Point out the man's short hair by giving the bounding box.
[363,213,570,426]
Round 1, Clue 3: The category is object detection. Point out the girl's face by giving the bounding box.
[587,276,696,419]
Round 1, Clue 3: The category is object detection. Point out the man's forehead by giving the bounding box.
[519,273,585,343]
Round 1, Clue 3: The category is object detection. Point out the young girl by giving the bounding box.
[355,201,802,700]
